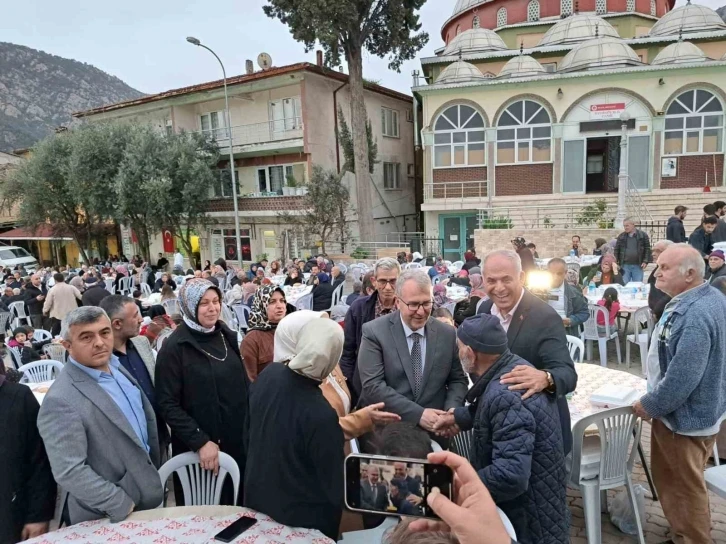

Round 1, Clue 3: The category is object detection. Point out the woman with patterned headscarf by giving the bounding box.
[241,286,287,381]
[155,278,249,506]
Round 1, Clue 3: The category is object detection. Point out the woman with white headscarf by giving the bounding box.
[244,314,345,540]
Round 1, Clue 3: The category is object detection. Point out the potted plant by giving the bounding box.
[284,175,297,196]
[297,181,307,196]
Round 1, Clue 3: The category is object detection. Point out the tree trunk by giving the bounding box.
[345,46,375,245]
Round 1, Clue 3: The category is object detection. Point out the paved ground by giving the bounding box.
[573,350,726,543]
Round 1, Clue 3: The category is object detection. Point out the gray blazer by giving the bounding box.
[37,361,163,525]
[130,335,157,385]
[357,312,468,423]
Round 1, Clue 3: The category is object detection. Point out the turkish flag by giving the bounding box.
[131,229,138,244]
[163,229,175,253]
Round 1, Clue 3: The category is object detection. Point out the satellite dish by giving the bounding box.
[257,53,273,70]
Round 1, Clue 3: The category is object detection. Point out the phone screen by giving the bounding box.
[344,454,453,520]
[214,516,257,542]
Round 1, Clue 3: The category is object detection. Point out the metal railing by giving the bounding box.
[625,176,654,223]
[424,182,489,202]
[477,203,618,230]
[199,116,304,147]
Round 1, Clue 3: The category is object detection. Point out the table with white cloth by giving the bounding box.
[537,255,601,270]
[22,381,53,405]
[283,284,313,306]
[25,506,334,544]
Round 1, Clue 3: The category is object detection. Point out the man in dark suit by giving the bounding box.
[358,269,468,436]
[360,466,388,511]
[477,249,577,454]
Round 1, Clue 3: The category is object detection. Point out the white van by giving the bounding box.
[0,246,39,273]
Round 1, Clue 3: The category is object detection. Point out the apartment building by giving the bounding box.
[74,59,418,264]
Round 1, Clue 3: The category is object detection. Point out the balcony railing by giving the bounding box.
[200,116,304,147]
[424,182,489,202]
[477,204,618,230]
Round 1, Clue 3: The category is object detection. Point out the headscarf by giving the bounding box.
[434,258,448,275]
[69,276,86,292]
[178,278,222,333]
[116,265,129,277]
[248,286,286,331]
[468,266,481,275]
[469,273,487,299]
[464,250,475,262]
[317,272,330,284]
[458,269,469,278]
[433,284,449,308]
[242,282,258,302]
[565,268,580,286]
[273,311,343,381]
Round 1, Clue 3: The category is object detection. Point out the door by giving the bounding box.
[563,140,586,193]
[628,135,651,190]
[439,214,477,262]
[270,101,285,138]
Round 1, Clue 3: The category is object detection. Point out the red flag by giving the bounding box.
[131,229,138,244]
[162,229,175,253]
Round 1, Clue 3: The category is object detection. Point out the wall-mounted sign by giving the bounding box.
[661,157,677,178]
[590,103,626,120]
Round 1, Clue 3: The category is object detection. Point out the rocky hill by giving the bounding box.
[0,42,144,152]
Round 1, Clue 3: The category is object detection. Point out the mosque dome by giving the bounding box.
[652,40,709,65]
[451,0,485,17]
[539,14,619,46]
[559,36,642,72]
[436,60,490,84]
[649,1,726,37]
[498,55,547,78]
[443,28,508,55]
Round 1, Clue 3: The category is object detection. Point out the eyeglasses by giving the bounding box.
[376,278,397,289]
[399,299,434,312]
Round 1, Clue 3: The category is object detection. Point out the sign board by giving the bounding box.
[661,157,677,178]
[120,225,133,258]
[590,103,626,120]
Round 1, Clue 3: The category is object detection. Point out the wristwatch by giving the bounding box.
[544,371,556,393]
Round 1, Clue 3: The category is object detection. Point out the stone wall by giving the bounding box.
[474,228,620,259]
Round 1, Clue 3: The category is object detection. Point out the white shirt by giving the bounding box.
[173,252,183,268]
[548,285,566,317]
[491,289,526,332]
[400,315,427,374]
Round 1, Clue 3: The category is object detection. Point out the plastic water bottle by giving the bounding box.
[570,249,576,258]
[588,281,596,296]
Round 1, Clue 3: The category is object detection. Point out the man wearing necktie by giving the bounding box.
[357,269,468,441]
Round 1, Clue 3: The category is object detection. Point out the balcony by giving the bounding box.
[201,117,304,156]
[422,181,490,211]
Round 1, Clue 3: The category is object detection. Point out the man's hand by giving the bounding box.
[36,295,44,301]
[562,317,571,327]
[198,441,220,475]
[433,410,460,438]
[500,365,549,399]
[359,402,401,425]
[632,400,651,421]
[21,521,49,540]
[641,262,648,270]
[407,493,424,506]
[419,408,447,432]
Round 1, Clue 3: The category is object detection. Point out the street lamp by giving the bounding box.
[187,36,243,265]
[615,111,631,229]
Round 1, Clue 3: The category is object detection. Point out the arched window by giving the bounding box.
[561,0,573,16]
[456,24,462,35]
[527,0,540,21]
[496,100,552,164]
[596,0,607,14]
[473,14,481,28]
[664,90,724,155]
[434,105,486,168]
[497,7,508,27]
[650,0,656,15]
[626,0,635,11]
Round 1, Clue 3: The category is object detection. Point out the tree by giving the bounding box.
[264,0,428,244]
[337,105,378,175]
[279,165,351,254]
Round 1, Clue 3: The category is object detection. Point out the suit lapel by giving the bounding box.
[421,319,437,394]
[130,336,156,386]
[507,291,531,347]
[66,362,146,452]
[390,312,416,394]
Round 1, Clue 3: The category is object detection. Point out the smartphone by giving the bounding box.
[214,516,257,542]
[344,453,453,520]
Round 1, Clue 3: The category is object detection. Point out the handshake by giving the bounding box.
[419,408,460,438]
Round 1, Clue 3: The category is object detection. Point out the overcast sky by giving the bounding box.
[1,0,722,96]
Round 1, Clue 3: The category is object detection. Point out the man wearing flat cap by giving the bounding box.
[435,314,568,544]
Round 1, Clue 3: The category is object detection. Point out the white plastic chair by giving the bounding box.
[232,305,251,332]
[220,303,236,329]
[566,335,585,363]
[9,301,31,328]
[42,343,67,362]
[325,282,345,313]
[432,274,450,285]
[475,297,487,314]
[450,260,464,273]
[625,306,653,373]
[6,345,23,369]
[0,311,12,336]
[117,276,134,296]
[568,406,645,544]
[706,460,726,498]
[581,304,621,367]
[154,328,174,350]
[157,451,240,507]
[406,262,422,270]
[30,329,53,342]
[451,429,474,463]
[162,298,181,316]
[140,283,152,297]
[105,279,115,293]
[18,360,64,383]
[295,293,313,311]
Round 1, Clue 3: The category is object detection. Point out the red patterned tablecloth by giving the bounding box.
[26,509,333,544]
[569,362,647,428]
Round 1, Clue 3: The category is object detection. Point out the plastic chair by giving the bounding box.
[0,311,12,336]
[625,306,653,373]
[105,279,115,293]
[451,429,474,463]
[325,282,346,313]
[117,276,134,296]
[9,301,32,328]
[714,442,721,467]
[295,293,313,311]
[162,298,181,317]
[232,305,251,332]
[31,329,53,342]
[406,262,422,269]
[17,360,64,383]
[42,343,67,362]
[154,329,174,350]
[432,274,450,285]
[157,451,240,507]
[220,303,236,329]
[475,297,487,314]
[581,304,621,367]
[140,283,152,297]
[566,335,585,364]
[568,406,645,544]
[337,264,348,276]
[706,463,726,499]
[6,345,23,369]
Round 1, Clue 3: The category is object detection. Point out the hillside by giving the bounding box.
[0,42,144,152]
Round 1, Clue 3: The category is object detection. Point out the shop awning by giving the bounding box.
[0,225,73,241]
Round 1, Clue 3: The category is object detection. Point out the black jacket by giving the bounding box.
[517,248,536,273]
[155,322,250,502]
[312,283,336,312]
[81,283,112,307]
[0,381,56,543]
[244,363,343,541]
[666,216,687,243]
[23,284,47,316]
[478,290,577,454]
[340,292,381,403]
[708,264,726,284]
[615,229,652,267]
[689,226,714,257]
[461,258,481,272]
[648,266,671,321]
[453,296,483,326]
[153,278,177,293]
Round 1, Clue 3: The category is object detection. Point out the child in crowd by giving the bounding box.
[7,327,46,365]
[596,287,620,335]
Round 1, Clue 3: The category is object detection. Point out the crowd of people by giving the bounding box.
[2,227,726,544]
